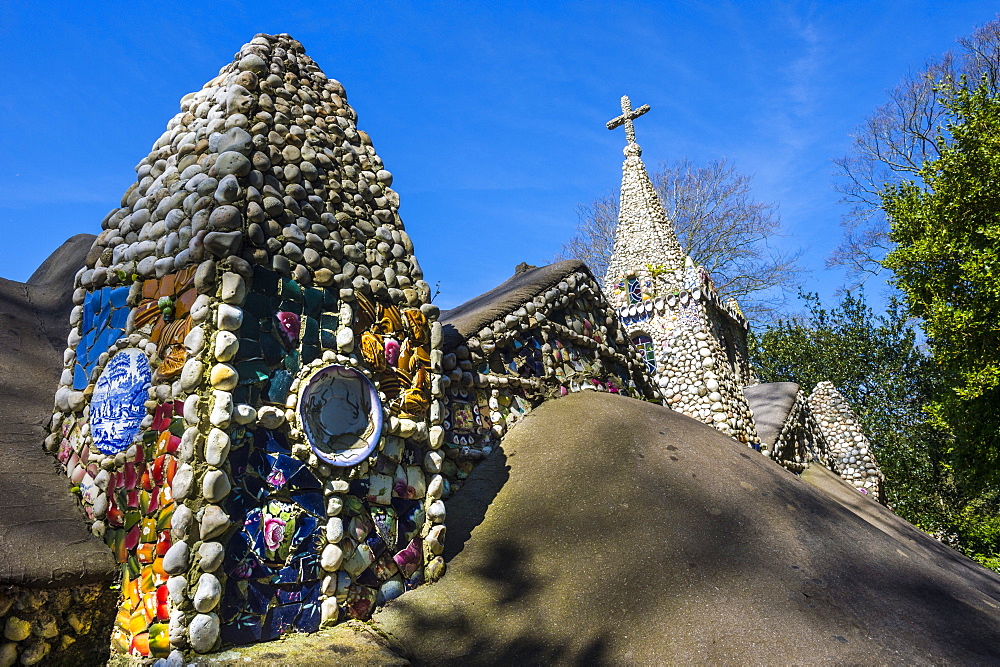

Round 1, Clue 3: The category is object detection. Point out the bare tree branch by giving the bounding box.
[831,16,1000,284]
[555,157,804,324]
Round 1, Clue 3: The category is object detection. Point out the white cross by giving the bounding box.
[606,95,650,144]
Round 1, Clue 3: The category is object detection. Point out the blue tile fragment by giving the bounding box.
[73,364,89,390]
[110,285,129,308]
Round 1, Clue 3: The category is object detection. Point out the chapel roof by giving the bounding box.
[440,259,590,351]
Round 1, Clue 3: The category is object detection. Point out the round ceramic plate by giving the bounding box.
[90,348,152,455]
[298,364,383,466]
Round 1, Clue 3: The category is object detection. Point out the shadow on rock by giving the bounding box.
[374,391,1000,665]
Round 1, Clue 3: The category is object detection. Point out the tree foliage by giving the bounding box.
[557,157,802,322]
[832,16,1000,281]
[881,79,1000,489]
[751,292,1000,569]
[750,291,952,527]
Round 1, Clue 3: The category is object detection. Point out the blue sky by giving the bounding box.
[1,1,996,313]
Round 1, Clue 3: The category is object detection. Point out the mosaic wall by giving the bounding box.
[437,265,658,491]
[43,33,445,661]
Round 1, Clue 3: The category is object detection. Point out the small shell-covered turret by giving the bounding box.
[45,33,444,659]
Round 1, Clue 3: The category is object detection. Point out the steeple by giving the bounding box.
[601,94,760,450]
[603,96,686,291]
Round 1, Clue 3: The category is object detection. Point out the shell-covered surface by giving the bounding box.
[45,33,445,661]
[601,131,759,447]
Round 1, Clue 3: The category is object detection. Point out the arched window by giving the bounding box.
[632,334,656,374]
[720,332,741,383]
[627,277,642,304]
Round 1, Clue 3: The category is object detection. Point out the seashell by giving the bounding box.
[353,291,377,330]
[378,305,403,335]
[379,368,403,398]
[415,344,430,369]
[399,387,429,417]
[397,338,415,376]
[412,366,430,392]
[395,360,413,386]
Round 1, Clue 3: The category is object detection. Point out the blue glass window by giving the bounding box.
[632,335,656,374]
[627,277,642,304]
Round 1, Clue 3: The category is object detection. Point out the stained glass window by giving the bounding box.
[627,277,642,304]
[632,334,656,374]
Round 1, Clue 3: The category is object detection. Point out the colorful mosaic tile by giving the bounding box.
[133,265,197,379]
[74,285,131,389]
[105,400,181,658]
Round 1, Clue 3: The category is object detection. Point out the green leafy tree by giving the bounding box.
[752,291,1000,569]
[750,291,952,530]
[881,79,1000,490]
[832,16,1000,282]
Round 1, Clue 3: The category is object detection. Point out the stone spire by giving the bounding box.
[601,95,760,449]
[603,96,686,291]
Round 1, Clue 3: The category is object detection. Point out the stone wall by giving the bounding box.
[44,33,445,661]
[0,584,116,666]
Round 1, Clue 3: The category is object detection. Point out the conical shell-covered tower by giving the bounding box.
[44,33,445,659]
[603,96,759,447]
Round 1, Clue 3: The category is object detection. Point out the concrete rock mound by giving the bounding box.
[0,233,113,585]
[374,390,1000,664]
[0,234,118,666]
